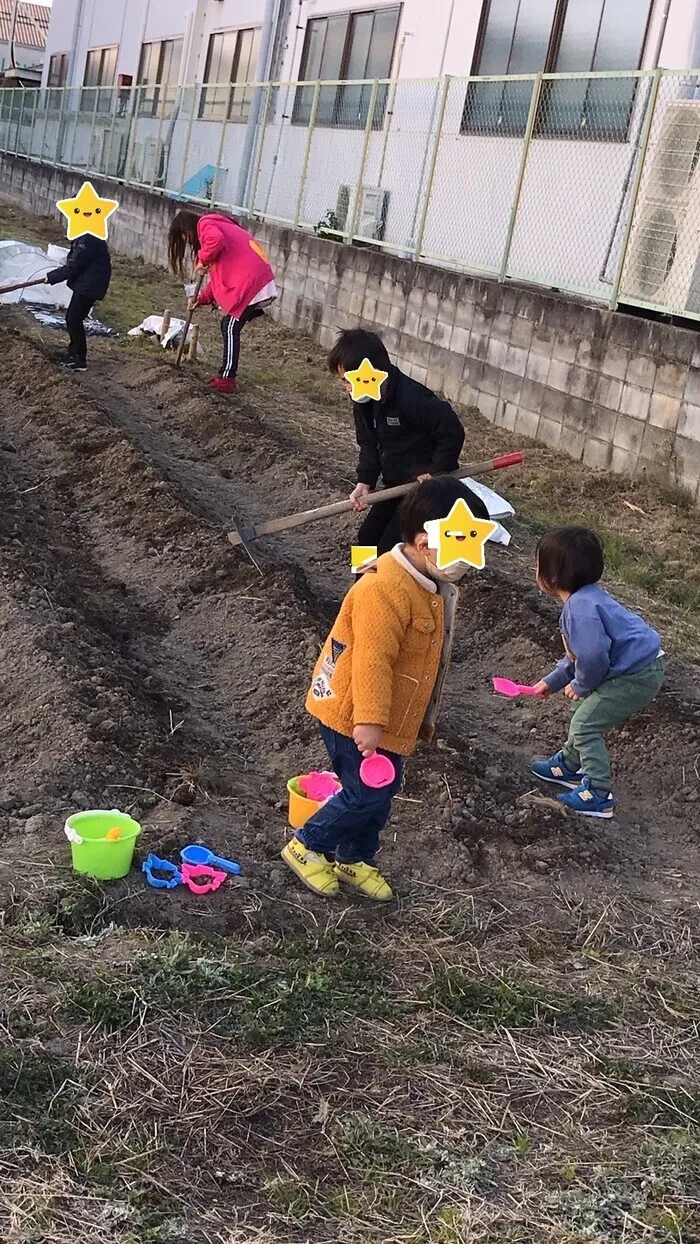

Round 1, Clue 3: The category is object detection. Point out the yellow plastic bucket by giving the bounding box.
[64,809,142,881]
[287,777,340,831]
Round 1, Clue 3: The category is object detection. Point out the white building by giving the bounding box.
[0,1,49,75]
[41,0,700,93]
[29,0,700,317]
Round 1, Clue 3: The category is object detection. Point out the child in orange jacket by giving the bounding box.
[283,476,491,902]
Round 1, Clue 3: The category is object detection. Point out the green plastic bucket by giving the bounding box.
[64,809,142,881]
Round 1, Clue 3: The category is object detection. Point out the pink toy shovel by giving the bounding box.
[492,676,541,698]
[360,753,396,788]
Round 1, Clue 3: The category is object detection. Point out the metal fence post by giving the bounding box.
[85,84,101,173]
[413,75,450,262]
[609,67,662,312]
[123,86,141,182]
[210,88,230,206]
[39,85,51,161]
[68,88,81,168]
[499,72,543,283]
[347,78,379,244]
[15,89,25,155]
[150,90,167,191]
[179,85,197,194]
[294,80,320,230]
[248,82,272,216]
[53,86,67,165]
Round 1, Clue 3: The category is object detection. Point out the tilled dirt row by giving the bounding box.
[1,322,699,931]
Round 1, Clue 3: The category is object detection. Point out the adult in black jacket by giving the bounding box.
[328,329,465,555]
[45,234,112,371]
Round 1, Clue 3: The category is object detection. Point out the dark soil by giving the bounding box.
[1,219,700,1243]
[0,315,698,933]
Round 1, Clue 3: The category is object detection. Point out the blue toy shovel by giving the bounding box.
[180,844,241,875]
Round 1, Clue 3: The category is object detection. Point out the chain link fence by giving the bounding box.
[1,69,700,320]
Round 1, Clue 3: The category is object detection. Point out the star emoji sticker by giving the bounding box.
[424,498,498,571]
[344,357,388,402]
[56,181,119,240]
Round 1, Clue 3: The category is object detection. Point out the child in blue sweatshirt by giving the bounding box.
[531,527,664,819]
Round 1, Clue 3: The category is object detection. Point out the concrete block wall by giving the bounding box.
[2,152,699,502]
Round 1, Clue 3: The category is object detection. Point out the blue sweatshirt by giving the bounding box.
[543,584,661,698]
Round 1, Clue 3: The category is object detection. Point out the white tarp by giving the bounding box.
[128,315,191,349]
[462,477,514,547]
[0,240,71,308]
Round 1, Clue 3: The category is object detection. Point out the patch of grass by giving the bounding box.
[335,1113,441,1177]
[525,501,700,620]
[0,1049,83,1156]
[65,930,396,1047]
[427,968,615,1031]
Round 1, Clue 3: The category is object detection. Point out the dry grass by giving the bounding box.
[2,886,700,1243]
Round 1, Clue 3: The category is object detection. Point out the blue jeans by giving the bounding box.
[298,725,404,864]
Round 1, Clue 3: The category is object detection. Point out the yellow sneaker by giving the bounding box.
[281,837,339,897]
[335,860,393,901]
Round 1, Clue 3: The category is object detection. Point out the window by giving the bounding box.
[47,52,68,109]
[81,45,117,113]
[293,6,400,129]
[199,27,261,121]
[463,0,653,139]
[138,38,183,117]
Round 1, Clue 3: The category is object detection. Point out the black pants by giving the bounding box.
[66,292,93,364]
[357,494,403,555]
[219,304,264,378]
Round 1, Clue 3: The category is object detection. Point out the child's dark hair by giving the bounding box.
[167,208,242,278]
[328,328,392,376]
[399,476,490,543]
[536,526,604,594]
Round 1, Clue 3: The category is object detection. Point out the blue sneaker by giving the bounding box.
[558,778,614,819]
[530,751,582,789]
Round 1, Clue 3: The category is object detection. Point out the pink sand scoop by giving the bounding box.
[492,676,541,699]
[360,753,396,788]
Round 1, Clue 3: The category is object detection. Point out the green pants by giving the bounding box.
[562,657,665,792]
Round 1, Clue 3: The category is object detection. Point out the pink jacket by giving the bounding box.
[195,214,274,320]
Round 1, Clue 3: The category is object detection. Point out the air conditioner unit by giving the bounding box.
[335,184,389,241]
[623,99,700,313]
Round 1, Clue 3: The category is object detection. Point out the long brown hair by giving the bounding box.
[167,209,203,278]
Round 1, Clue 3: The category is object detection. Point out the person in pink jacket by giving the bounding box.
[167,209,277,394]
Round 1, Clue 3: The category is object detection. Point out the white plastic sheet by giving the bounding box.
[0,240,71,308]
[462,477,514,547]
[128,315,191,349]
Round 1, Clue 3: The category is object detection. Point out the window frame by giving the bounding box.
[137,37,183,119]
[462,0,655,141]
[80,44,118,113]
[198,26,262,122]
[292,4,401,129]
[47,51,69,109]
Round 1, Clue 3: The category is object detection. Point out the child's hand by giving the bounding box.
[353,724,383,757]
[533,680,551,699]
[187,297,198,311]
[564,684,581,702]
[194,261,208,275]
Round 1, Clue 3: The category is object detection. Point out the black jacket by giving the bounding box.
[46,234,111,302]
[354,366,465,487]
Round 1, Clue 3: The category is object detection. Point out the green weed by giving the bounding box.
[0,1049,83,1155]
[65,931,395,1047]
[427,968,614,1031]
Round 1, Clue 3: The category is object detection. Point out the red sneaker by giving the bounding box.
[208,376,236,393]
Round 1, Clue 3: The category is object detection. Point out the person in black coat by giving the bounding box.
[328,328,466,556]
[44,234,112,371]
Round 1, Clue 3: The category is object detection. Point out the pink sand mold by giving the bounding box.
[360,753,396,788]
[298,771,341,802]
[492,676,541,698]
